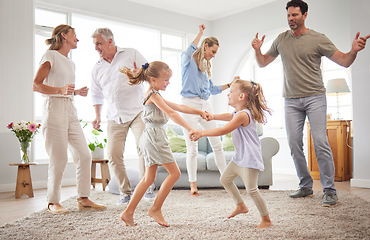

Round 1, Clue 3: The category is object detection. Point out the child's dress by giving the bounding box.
[139,89,176,167]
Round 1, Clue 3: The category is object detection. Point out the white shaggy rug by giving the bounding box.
[1,189,369,240]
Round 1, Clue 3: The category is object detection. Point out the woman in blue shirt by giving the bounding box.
[180,24,238,196]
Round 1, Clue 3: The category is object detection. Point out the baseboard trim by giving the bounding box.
[0,178,77,193]
[351,178,370,188]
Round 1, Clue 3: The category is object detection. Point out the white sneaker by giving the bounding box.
[144,187,156,201]
[116,194,131,205]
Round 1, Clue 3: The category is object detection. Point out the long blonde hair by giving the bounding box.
[193,37,219,77]
[120,61,171,85]
[45,24,74,50]
[235,80,272,124]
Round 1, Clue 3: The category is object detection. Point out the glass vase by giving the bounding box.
[19,140,31,163]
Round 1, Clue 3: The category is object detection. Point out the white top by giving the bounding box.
[231,109,264,171]
[40,50,75,99]
[91,47,147,124]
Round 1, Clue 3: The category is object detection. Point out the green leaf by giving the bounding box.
[92,129,100,136]
[88,143,95,151]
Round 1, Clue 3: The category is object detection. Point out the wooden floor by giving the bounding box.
[1,174,369,226]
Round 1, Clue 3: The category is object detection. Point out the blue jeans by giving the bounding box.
[285,94,336,193]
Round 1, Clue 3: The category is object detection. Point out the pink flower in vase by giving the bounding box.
[28,123,37,132]
[7,122,13,129]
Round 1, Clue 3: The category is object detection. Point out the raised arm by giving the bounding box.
[329,32,370,68]
[193,24,205,46]
[251,33,276,67]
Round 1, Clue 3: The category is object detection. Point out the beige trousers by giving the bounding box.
[107,112,145,195]
[42,97,91,204]
[220,161,269,217]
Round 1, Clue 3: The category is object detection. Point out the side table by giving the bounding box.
[91,159,111,191]
[9,163,37,198]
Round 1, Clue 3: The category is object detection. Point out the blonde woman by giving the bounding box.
[180,24,239,196]
[33,24,106,214]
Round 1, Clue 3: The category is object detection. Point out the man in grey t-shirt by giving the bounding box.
[252,0,369,207]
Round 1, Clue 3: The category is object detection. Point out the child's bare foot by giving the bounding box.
[148,208,170,227]
[257,215,272,229]
[227,203,249,219]
[120,211,136,227]
[257,221,273,229]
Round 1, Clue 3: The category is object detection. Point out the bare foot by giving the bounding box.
[257,221,273,229]
[148,208,170,227]
[190,182,198,197]
[120,211,136,227]
[227,203,249,219]
[257,215,272,229]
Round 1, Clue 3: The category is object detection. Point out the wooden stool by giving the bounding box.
[91,159,111,191]
[9,163,37,198]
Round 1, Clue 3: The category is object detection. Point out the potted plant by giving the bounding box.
[80,120,107,159]
[88,129,107,159]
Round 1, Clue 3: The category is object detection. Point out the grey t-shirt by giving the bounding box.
[267,29,338,98]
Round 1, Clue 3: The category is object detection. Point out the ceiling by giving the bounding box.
[127,0,277,21]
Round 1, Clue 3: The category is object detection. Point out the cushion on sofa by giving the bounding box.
[165,124,208,153]
[166,126,187,153]
[222,133,235,151]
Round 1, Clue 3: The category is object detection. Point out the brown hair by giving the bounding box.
[45,24,74,50]
[193,37,219,77]
[120,61,172,85]
[234,80,272,124]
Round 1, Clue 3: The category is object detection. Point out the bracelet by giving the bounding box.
[227,83,230,88]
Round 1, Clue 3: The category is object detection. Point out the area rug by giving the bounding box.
[1,189,369,240]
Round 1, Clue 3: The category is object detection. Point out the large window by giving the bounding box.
[33,7,186,162]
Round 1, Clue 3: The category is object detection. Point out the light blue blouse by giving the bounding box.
[180,42,222,100]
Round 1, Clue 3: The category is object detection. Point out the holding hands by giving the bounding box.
[200,111,213,121]
[189,129,203,141]
[190,111,213,141]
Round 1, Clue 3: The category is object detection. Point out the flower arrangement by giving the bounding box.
[7,121,41,163]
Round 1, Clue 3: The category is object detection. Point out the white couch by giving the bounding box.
[154,124,280,189]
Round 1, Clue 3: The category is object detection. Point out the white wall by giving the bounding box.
[349,1,370,188]
[211,0,370,188]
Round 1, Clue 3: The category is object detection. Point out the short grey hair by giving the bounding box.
[92,28,115,46]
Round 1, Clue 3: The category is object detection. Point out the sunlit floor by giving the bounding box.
[0,173,369,226]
